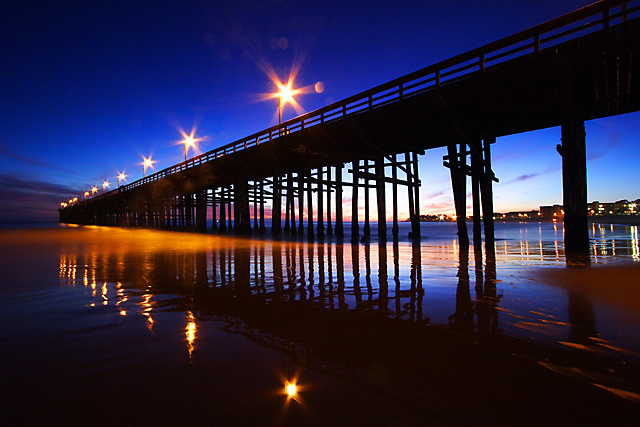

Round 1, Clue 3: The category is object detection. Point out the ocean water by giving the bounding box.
[1,221,639,425]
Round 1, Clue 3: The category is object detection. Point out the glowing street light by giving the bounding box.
[183,134,196,162]
[117,171,127,187]
[102,180,110,193]
[277,81,296,125]
[142,156,155,178]
[84,191,90,199]
[91,186,98,196]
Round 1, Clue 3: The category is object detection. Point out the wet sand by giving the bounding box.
[536,263,640,313]
[1,224,639,425]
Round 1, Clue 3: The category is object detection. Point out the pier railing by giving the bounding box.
[77,0,638,205]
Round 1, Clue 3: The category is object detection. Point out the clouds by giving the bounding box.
[0,174,76,222]
[503,172,544,185]
[0,143,90,179]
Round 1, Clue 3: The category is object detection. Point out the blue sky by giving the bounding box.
[1,0,638,222]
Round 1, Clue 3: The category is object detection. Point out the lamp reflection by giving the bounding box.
[55,224,640,375]
[186,311,197,360]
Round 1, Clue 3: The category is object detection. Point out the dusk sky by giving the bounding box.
[1,0,638,222]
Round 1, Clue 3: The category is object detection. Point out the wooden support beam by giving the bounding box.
[335,164,344,237]
[228,188,233,231]
[317,167,324,238]
[391,154,399,239]
[211,188,218,232]
[406,152,416,237]
[559,120,589,255]
[258,181,265,233]
[411,151,421,238]
[363,159,370,237]
[196,190,207,232]
[471,142,482,247]
[351,159,360,242]
[272,175,281,235]
[284,173,291,234]
[480,138,496,247]
[219,189,227,233]
[327,167,333,236]
[298,173,304,235]
[290,174,297,235]
[307,171,314,238]
[375,156,387,241]
[447,143,470,249]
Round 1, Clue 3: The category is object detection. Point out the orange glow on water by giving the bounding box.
[186,311,197,359]
[285,382,297,398]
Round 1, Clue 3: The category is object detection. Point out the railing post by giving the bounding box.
[399,82,404,100]
[534,31,540,55]
[622,2,628,22]
[436,70,441,87]
[479,52,485,72]
[603,5,610,30]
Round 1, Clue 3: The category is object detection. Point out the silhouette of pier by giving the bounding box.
[60,0,640,254]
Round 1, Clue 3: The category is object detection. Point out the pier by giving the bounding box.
[60,0,640,254]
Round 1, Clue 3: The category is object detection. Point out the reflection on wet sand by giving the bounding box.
[51,225,640,424]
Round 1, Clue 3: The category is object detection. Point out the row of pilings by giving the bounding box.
[60,120,588,253]
[61,152,430,243]
[60,147,501,248]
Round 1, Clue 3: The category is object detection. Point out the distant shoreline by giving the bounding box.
[417,215,640,226]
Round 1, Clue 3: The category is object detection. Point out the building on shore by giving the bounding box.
[419,199,638,222]
[588,199,639,216]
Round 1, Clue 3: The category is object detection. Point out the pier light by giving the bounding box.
[102,180,110,193]
[276,81,297,125]
[183,134,196,162]
[117,171,127,187]
[73,197,78,203]
[84,191,89,199]
[142,156,155,178]
[91,186,98,196]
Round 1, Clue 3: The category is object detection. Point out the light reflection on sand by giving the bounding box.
[2,221,640,424]
[43,222,640,353]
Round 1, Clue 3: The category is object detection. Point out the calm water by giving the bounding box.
[1,222,639,425]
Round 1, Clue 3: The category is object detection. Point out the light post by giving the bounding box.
[277,81,294,126]
[142,156,155,178]
[84,191,89,200]
[183,135,196,162]
[91,186,98,196]
[118,172,127,188]
[102,180,110,193]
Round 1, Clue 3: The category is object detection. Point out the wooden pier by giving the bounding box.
[60,0,640,254]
